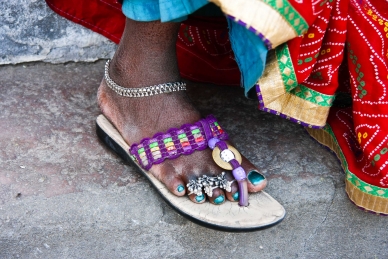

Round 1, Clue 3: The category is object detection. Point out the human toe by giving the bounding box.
[222,172,239,202]
[152,163,187,196]
[189,193,206,203]
[240,156,267,192]
[207,188,226,205]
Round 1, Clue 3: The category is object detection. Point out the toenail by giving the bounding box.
[177,185,184,192]
[232,192,239,201]
[195,194,205,202]
[247,170,265,186]
[214,195,225,205]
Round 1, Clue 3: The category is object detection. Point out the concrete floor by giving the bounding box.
[0,61,387,259]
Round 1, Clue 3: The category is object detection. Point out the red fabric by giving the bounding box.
[264,0,388,188]
[45,0,240,86]
[286,0,348,96]
[288,0,388,188]
[176,16,240,86]
[287,0,324,25]
[341,1,388,187]
[46,0,125,43]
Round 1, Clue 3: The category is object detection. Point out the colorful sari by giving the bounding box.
[46,0,388,214]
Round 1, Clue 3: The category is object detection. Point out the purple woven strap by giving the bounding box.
[130,115,229,170]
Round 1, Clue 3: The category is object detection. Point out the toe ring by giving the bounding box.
[187,172,235,197]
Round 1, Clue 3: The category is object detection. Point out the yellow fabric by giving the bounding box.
[345,180,388,214]
[258,51,329,127]
[210,0,298,48]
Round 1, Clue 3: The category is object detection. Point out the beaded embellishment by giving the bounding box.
[129,115,228,171]
[129,114,249,206]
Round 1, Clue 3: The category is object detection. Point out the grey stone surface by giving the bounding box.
[0,0,116,65]
[0,61,387,258]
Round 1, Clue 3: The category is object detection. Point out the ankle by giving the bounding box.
[108,53,181,89]
[104,60,186,98]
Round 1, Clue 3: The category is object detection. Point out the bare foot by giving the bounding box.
[98,18,266,205]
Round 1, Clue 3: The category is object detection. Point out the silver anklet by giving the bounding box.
[104,60,186,97]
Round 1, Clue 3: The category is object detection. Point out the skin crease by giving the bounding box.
[98,18,267,204]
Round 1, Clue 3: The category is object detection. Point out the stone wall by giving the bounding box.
[1,0,116,64]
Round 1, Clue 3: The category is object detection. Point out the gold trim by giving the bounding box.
[305,127,336,151]
[306,127,388,214]
[346,179,388,214]
[259,51,329,127]
[210,0,298,48]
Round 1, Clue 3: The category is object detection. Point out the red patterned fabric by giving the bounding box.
[286,0,348,96]
[332,1,388,187]
[284,0,388,210]
[255,0,388,190]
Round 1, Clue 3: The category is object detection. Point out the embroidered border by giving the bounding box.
[291,85,335,107]
[320,125,388,198]
[306,125,388,214]
[275,44,335,106]
[276,43,298,91]
[256,85,324,129]
[346,170,388,198]
[262,0,308,35]
[210,0,300,48]
[257,47,331,127]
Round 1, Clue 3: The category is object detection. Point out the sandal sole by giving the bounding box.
[96,114,286,232]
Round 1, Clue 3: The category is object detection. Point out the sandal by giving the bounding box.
[95,60,286,231]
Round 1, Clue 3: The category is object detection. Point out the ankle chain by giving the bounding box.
[104,60,186,97]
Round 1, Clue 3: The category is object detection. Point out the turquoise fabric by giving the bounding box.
[121,0,268,96]
[122,0,208,22]
[227,20,268,96]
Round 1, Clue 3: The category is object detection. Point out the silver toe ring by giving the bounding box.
[187,172,235,197]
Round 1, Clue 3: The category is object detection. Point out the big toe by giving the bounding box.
[240,156,267,192]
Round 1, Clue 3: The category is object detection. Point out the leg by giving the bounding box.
[98,18,266,204]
